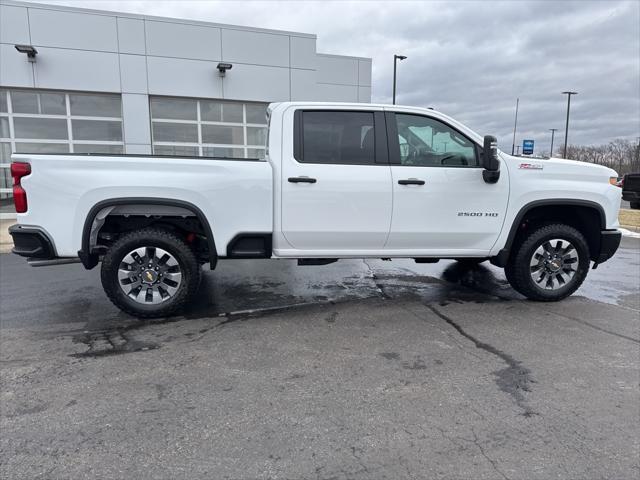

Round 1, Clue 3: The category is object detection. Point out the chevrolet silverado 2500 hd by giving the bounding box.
[9,102,622,317]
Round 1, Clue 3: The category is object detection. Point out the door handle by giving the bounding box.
[398,178,425,185]
[288,176,317,184]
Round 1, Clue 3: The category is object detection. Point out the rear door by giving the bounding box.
[385,111,509,253]
[280,109,392,252]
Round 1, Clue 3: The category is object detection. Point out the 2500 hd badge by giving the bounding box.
[457,212,499,217]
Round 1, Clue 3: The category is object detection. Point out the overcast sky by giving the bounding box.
[30,0,640,154]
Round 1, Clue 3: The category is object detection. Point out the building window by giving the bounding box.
[0,88,124,212]
[150,97,268,159]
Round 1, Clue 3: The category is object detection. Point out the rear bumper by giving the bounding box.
[8,224,56,259]
[596,229,621,264]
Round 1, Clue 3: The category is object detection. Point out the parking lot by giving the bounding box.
[1,238,639,479]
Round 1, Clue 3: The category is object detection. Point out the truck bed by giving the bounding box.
[12,153,273,257]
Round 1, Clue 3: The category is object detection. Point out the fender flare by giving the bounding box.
[78,197,218,270]
[491,199,606,267]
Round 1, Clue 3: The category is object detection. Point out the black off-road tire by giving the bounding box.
[101,228,201,318]
[506,223,590,302]
[630,201,640,210]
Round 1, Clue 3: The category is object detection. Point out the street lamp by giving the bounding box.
[392,54,407,105]
[561,91,578,158]
[511,98,519,155]
[549,128,558,157]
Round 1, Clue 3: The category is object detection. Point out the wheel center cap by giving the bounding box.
[549,260,562,272]
[142,269,158,284]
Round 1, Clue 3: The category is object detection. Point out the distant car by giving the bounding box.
[622,173,640,209]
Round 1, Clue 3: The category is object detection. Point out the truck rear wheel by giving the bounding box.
[630,201,640,210]
[506,223,590,302]
[101,228,201,318]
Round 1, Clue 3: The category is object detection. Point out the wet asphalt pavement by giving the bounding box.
[1,238,639,479]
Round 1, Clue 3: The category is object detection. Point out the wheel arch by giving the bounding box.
[78,197,218,270]
[492,199,606,267]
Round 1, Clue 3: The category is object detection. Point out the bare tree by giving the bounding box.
[561,139,640,175]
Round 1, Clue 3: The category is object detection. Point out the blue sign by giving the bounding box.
[522,139,534,155]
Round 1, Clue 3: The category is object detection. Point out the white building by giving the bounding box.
[0,0,372,216]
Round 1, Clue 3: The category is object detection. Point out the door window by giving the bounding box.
[298,111,375,165]
[394,114,478,167]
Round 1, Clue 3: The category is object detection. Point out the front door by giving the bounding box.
[385,112,509,255]
[280,109,392,252]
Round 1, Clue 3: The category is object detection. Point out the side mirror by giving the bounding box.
[482,135,500,184]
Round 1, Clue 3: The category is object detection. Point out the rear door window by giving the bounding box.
[298,111,376,165]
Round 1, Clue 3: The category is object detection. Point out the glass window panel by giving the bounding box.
[247,126,267,146]
[0,142,11,162]
[247,148,266,160]
[200,101,222,122]
[301,111,375,165]
[150,98,197,121]
[153,145,199,157]
[202,147,244,158]
[73,144,123,154]
[11,91,39,114]
[72,120,123,141]
[14,117,68,140]
[200,101,243,122]
[201,125,244,145]
[152,122,198,143]
[15,143,70,153]
[0,118,9,138]
[246,104,267,124]
[0,90,9,113]
[40,93,66,115]
[70,93,121,117]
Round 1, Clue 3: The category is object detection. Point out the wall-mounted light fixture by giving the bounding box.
[217,62,232,77]
[15,44,38,62]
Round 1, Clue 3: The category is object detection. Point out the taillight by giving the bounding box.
[11,162,31,213]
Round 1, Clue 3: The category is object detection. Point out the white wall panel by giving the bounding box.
[119,54,148,94]
[221,29,289,67]
[29,8,118,52]
[316,54,358,85]
[358,86,372,103]
[358,59,372,87]
[145,21,221,60]
[33,47,120,92]
[0,43,34,87]
[0,4,30,44]
[117,17,145,55]
[315,83,358,102]
[125,143,151,154]
[222,64,289,102]
[121,93,151,144]
[290,69,317,101]
[147,56,222,98]
[290,36,316,70]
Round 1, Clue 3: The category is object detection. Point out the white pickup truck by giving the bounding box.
[9,102,622,317]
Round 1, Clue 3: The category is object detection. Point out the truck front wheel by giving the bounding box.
[101,228,201,318]
[506,223,590,302]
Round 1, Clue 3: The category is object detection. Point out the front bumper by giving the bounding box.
[595,229,621,264]
[8,224,56,259]
[622,191,639,202]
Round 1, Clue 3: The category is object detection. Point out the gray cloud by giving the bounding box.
[38,0,640,154]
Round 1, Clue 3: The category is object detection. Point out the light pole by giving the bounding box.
[511,98,519,155]
[392,55,407,105]
[549,128,557,157]
[561,91,577,158]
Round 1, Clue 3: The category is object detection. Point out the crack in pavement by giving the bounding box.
[472,427,510,480]
[425,304,537,417]
[362,259,389,298]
